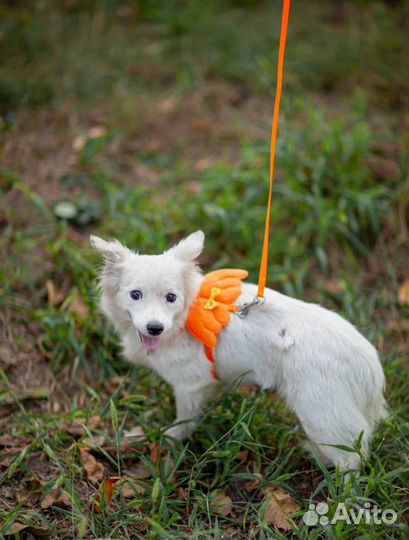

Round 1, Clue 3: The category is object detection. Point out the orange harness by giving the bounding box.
[185,0,291,378]
[185,269,248,377]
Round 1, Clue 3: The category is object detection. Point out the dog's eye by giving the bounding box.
[166,293,177,303]
[130,289,143,300]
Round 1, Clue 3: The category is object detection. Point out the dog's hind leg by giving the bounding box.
[165,382,218,440]
[289,384,373,471]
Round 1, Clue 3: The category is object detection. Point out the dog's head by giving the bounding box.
[90,231,204,350]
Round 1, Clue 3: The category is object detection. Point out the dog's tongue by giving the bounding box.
[139,333,161,350]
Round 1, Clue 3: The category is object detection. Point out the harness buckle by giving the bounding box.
[235,296,265,319]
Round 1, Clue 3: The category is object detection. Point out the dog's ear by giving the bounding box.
[90,235,131,263]
[169,230,205,262]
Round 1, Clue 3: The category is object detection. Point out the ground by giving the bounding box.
[0,1,408,539]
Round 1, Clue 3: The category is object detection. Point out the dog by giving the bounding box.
[90,230,387,470]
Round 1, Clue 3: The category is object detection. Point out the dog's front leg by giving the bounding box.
[165,382,217,441]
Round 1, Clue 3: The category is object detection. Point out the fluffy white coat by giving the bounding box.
[91,230,387,470]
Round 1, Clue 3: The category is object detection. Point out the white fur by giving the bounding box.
[90,231,387,470]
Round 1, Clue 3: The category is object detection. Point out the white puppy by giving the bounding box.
[90,230,387,470]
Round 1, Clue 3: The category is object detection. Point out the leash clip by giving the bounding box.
[235,296,264,319]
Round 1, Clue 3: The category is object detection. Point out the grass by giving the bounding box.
[0,0,408,538]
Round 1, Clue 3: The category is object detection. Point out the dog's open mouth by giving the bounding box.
[139,332,161,350]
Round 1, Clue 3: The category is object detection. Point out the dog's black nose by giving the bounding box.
[146,321,164,336]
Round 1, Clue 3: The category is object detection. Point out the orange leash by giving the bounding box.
[257,0,291,299]
[186,1,291,378]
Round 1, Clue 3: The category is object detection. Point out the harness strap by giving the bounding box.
[257,0,291,299]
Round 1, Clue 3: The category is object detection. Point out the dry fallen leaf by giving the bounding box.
[41,486,71,509]
[63,415,100,436]
[72,134,87,152]
[0,386,50,405]
[193,158,213,172]
[244,472,263,492]
[157,96,177,114]
[68,289,89,318]
[386,319,409,335]
[80,448,104,485]
[45,279,66,307]
[92,476,120,513]
[120,476,145,498]
[193,120,213,134]
[6,521,50,536]
[0,446,27,469]
[323,278,346,295]
[210,490,233,517]
[0,434,24,447]
[238,449,249,461]
[81,435,106,449]
[177,487,188,501]
[398,279,409,306]
[120,425,146,452]
[261,486,300,531]
[0,343,18,366]
[88,126,107,139]
[367,155,400,182]
[125,461,151,479]
[149,442,161,465]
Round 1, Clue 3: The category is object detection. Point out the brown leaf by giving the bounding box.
[261,486,300,531]
[45,280,66,307]
[6,522,27,535]
[125,461,151,479]
[0,386,50,404]
[104,375,129,393]
[210,490,233,517]
[193,120,213,134]
[80,448,104,485]
[398,279,409,306]
[41,487,71,509]
[72,134,87,152]
[157,96,177,114]
[386,319,409,335]
[117,5,137,18]
[193,158,213,172]
[92,476,120,513]
[0,434,24,447]
[323,278,346,295]
[121,425,146,448]
[120,476,145,498]
[81,435,107,449]
[177,487,188,501]
[149,442,160,464]
[6,521,50,536]
[68,289,89,318]
[41,489,58,509]
[244,472,263,492]
[88,126,107,139]
[238,449,249,461]
[0,343,18,366]
[66,226,86,245]
[367,155,400,182]
[63,415,100,437]
[187,180,202,195]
